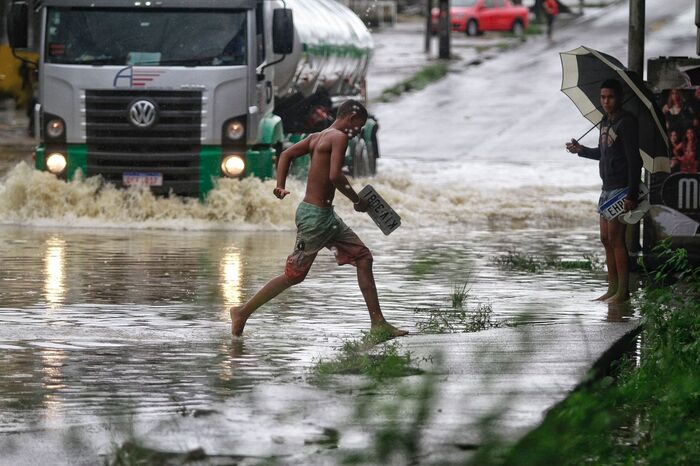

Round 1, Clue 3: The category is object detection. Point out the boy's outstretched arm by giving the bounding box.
[274,136,311,199]
[329,132,367,211]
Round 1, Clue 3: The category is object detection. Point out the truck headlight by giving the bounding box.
[226,120,245,140]
[221,155,245,177]
[46,152,67,174]
[46,118,65,139]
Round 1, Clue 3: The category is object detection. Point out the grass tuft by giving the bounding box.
[106,441,206,466]
[377,62,450,103]
[415,279,507,334]
[495,248,604,273]
[311,332,421,383]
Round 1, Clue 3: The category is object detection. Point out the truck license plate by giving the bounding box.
[358,185,401,235]
[123,172,163,187]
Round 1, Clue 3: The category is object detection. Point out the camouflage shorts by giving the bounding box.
[284,202,372,282]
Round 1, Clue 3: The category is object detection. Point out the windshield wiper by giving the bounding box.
[72,57,121,66]
[131,56,234,66]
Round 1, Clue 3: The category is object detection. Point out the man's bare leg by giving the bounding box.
[230,274,293,336]
[595,217,618,301]
[607,220,630,304]
[356,258,408,337]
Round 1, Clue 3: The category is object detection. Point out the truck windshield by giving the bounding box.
[45,8,247,66]
[452,0,478,6]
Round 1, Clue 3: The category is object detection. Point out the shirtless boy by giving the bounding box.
[230,100,408,338]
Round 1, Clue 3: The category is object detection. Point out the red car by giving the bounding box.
[432,0,530,36]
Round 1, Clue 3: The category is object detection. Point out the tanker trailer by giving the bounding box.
[6,0,379,199]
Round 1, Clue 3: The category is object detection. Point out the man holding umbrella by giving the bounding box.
[566,79,642,304]
[561,46,668,304]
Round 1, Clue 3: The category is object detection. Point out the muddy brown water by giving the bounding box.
[0,222,632,434]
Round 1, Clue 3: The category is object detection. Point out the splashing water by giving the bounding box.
[0,162,597,231]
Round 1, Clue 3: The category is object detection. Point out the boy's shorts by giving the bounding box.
[284,202,372,283]
[598,187,628,216]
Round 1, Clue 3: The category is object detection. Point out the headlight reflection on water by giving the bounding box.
[41,349,67,420]
[220,248,243,310]
[44,237,66,309]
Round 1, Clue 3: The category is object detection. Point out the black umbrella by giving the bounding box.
[560,46,670,173]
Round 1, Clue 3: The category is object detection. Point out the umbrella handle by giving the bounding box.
[576,120,601,143]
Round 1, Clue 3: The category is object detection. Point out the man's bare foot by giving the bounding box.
[606,292,630,304]
[230,306,247,337]
[370,321,409,339]
[593,289,616,301]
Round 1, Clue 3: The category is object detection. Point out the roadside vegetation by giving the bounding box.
[495,248,604,273]
[470,240,700,465]
[376,61,449,102]
[310,329,422,384]
[523,23,544,35]
[107,442,207,466]
[415,279,508,333]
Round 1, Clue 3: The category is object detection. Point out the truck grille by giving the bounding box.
[85,89,203,196]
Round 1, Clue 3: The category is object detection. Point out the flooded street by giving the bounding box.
[0,224,619,440]
[0,0,695,462]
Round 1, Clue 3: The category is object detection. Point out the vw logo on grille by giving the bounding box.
[128,99,157,128]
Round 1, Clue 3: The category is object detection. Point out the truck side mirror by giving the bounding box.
[7,1,30,50]
[272,9,294,55]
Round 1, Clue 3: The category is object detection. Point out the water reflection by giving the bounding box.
[220,247,242,309]
[0,225,632,442]
[44,237,66,308]
[40,348,66,422]
[606,301,634,322]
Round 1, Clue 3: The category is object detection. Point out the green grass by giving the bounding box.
[470,241,700,465]
[582,1,617,7]
[377,62,450,103]
[495,248,604,273]
[311,330,421,383]
[523,23,544,35]
[415,279,507,334]
[343,370,438,465]
[469,42,512,53]
[408,256,442,277]
[106,441,206,466]
[415,301,504,334]
[451,281,469,308]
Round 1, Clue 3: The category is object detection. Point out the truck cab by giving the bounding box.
[7,0,379,198]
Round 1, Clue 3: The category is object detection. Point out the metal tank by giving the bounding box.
[272,0,373,101]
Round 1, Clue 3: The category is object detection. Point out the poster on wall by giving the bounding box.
[658,87,700,223]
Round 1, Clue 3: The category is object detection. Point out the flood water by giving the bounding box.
[0,81,629,466]
[4,0,690,459]
[0,220,628,438]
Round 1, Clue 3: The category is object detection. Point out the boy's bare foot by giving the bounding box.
[370,321,409,338]
[230,306,247,337]
[593,289,616,301]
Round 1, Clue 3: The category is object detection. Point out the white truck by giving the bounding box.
[7,0,379,198]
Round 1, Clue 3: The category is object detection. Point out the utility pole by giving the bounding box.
[438,0,450,59]
[425,0,432,54]
[628,0,645,254]
[628,0,645,76]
